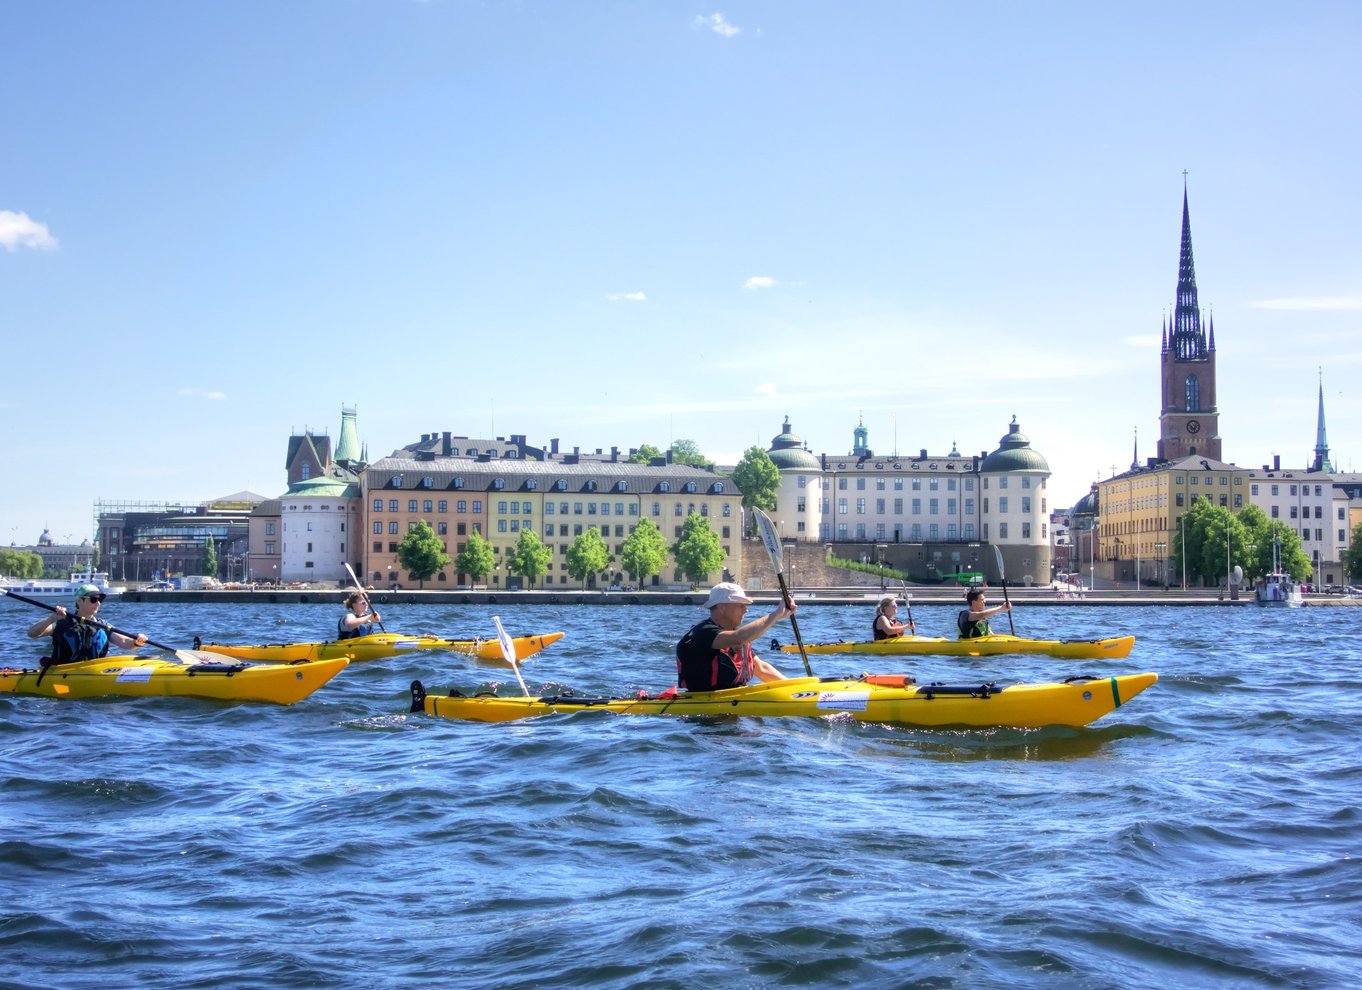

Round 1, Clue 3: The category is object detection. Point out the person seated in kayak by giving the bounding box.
[675,582,795,692]
[338,592,382,640]
[957,588,1011,639]
[26,584,148,662]
[873,595,914,639]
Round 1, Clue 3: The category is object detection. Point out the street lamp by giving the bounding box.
[876,544,888,591]
[1180,513,1187,590]
[1090,516,1099,592]
[1154,541,1166,589]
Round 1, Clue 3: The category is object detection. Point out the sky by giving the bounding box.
[4,1,1360,548]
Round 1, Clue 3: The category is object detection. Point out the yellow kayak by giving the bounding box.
[196,630,565,665]
[411,672,1158,729]
[0,655,348,705]
[774,633,1135,660]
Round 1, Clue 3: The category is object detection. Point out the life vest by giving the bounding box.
[676,618,754,691]
[957,610,991,640]
[50,615,111,663]
[337,616,374,640]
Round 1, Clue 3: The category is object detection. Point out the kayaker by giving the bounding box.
[26,584,148,662]
[957,587,1011,639]
[338,592,382,640]
[873,596,914,639]
[675,582,794,692]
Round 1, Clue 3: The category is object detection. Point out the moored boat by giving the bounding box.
[195,630,565,665]
[411,671,1158,729]
[0,655,347,704]
[0,570,121,604]
[772,633,1135,660]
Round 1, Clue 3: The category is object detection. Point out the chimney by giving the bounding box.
[1273,454,1281,471]
[442,432,452,455]
[551,438,560,455]
[611,446,619,462]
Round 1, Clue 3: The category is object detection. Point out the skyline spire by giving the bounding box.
[1313,368,1333,473]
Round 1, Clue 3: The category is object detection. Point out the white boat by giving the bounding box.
[1254,536,1303,607]
[0,570,123,604]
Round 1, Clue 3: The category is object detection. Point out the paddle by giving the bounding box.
[752,509,812,677]
[902,589,916,636]
[4,588,227,665]
[343,562,386,633]
[493,615,530,695]
[991,544,1016,635]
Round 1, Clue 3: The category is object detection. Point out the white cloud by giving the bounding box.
[1250,296,1362,311]
[179,388,227,400]
[0,210,58,251]
[743,276,776,290]
[1119,333,1164,348]
[754,382,778,396]
[606,291,647,302]
[696,13,740,37]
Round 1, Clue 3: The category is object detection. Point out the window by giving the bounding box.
[839,498,849,515]
[856,498,866,514]
[389,500,398,512]
[1185,374,1200,412]
[265,542,275,555]
[912,499,921,515]
[721,504,730,517]
[498,501,508,514]
[929,498,939,514]
[457,500,467,512]
[438,500,447,512]
[659,482,670,493]
[652,502,661,516]
[422,477,433,489]
[423,500,433,513]
[1021,497,1030,513]
[1176,493,1185,507]
[389,522,398,534]
[472,500,481,513]
[372,498,383,511]
[545,502,555,515]
[373,522,382,534]
[999,522,1008,538]
[373,541,382,553]
[575,502,584,514]
[964,499,974,515]
[437,522,448,535]
[1022,522,1032,539]
[266,522,276,536]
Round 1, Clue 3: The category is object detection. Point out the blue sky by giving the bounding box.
[3,1,1360,549]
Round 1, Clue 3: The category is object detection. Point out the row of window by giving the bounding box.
[369,498,731,518]
[1250,483,1327,497]
[382,476,724,494]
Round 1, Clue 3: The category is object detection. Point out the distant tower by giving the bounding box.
[852,414,871,457]
[1157,181,1221,461]
[1312,369,1334,473]
[335,405,363,470]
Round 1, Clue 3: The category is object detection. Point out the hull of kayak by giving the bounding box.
[777,634,1135,660]
[415,672,1158,729]
[0,655,348,705]
[198,630,565,664]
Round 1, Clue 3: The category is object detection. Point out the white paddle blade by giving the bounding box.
[492,615,529,695]
[753,509,784,571]
[992,544,1006,582]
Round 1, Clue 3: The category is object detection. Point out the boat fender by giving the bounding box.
[409,680,426,713]
[193,636,202,649]
[769,638,782,650]
[862,673,916,688]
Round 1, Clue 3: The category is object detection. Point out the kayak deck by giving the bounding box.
[775,633,1135,659]
[412,672,1157,729]
[197,630,565,664]
[0,655,348,705]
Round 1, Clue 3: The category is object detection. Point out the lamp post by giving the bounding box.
[876,544,888,591]
[1114,536,1122,588]
[1180,513,1187,590]
[1090,516,1099,592]
[1154,541,1166,589]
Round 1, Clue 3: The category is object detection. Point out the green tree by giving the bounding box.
[1341,523,1362,581]
[203,536,218,579]
[671,512,725,586]
[397,520,452,588]
[566,529,612,589]
[671,439,713,469]
[507,528,553,589]
[733,445,779,511]
[455,530,495,587]
[1254,519,1312,581]
[0,548,43,579]
[627,443,664,464]
[618,517,669,585]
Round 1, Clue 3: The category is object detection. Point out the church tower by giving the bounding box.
[1157,183,1221,461]
[1312,370,1334,473]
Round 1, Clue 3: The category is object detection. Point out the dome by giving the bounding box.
[767,418,822,471]
[285,477,356,498]
[1072,488,1099,516]
[980,417,1050,474]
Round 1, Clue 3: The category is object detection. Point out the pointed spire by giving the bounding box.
[1131,426,1139,471]
[1170,180,1208,360]
[1314,368,1334,472]
[335,405,362,467]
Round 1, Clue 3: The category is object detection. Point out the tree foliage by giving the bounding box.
[670,439,713,469]
[455,530,495,586]
[1341,523,1362,581]
[0,548,43,579]
[203,536,218,579]
[397,520,451,588]
[732,445,780,515]
[507,529,553,589]
[566,529,612,589]
[671,513,725,586]
[1172,499,1314,588]
[618,517,669,584]
[627,443,664,464]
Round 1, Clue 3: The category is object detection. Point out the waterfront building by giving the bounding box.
[762,416,1052,586]
[4,529,100,577]
[269,406,365,584]
[361,438,742,589]
[97,495,263,585]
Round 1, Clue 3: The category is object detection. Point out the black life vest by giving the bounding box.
[50,615,112,663]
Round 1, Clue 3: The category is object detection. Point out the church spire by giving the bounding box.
[1171,183,1208,360]
[1313,368,1334,473]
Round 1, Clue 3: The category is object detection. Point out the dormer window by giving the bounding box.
[616,481,628,492]
[711,482,725,494]
[422,477,433,489]
[556,480,568,491]
[494,478,505,490]
[659,482,671,493]
[390,475,402,487]
[526,479,537,490]
[585,481,597,492]
[454,478,465,489]
[684,482,697,493]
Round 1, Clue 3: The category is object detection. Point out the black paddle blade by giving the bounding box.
[409,680,427,713]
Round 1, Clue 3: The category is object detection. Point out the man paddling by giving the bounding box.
[27,584,148,661]
[957,587,1012,639]
[675,582,795,692]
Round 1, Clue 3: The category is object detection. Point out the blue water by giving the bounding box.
[2,600,1359,989]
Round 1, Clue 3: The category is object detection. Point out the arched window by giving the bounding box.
[1185,375,1200,412]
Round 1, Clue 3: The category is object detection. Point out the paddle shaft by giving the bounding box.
[751,509,812,677]
[4,589,173,651]
[992,546,1016,635]
[343,562,386,632]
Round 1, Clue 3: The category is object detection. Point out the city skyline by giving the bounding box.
[4,2,1359,545]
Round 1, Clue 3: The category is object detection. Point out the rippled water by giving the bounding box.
[2,599,1359,989]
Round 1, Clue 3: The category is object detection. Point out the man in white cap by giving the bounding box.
[674,581,796,692]
[27,583,148,663]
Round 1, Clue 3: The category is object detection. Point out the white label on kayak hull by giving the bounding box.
[114,667,154,683]
[816,690,870,712]
[391,640,421,651]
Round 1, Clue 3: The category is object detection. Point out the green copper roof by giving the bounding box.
[767,418,821,471]
[285,477,358,498]
[335,405,362,465]
[980,417,1050,473]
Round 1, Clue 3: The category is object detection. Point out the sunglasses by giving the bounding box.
[82,594,107,603]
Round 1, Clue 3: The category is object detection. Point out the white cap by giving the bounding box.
[706,582,753,608]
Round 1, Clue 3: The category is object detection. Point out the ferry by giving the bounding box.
[0,570,123,604]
